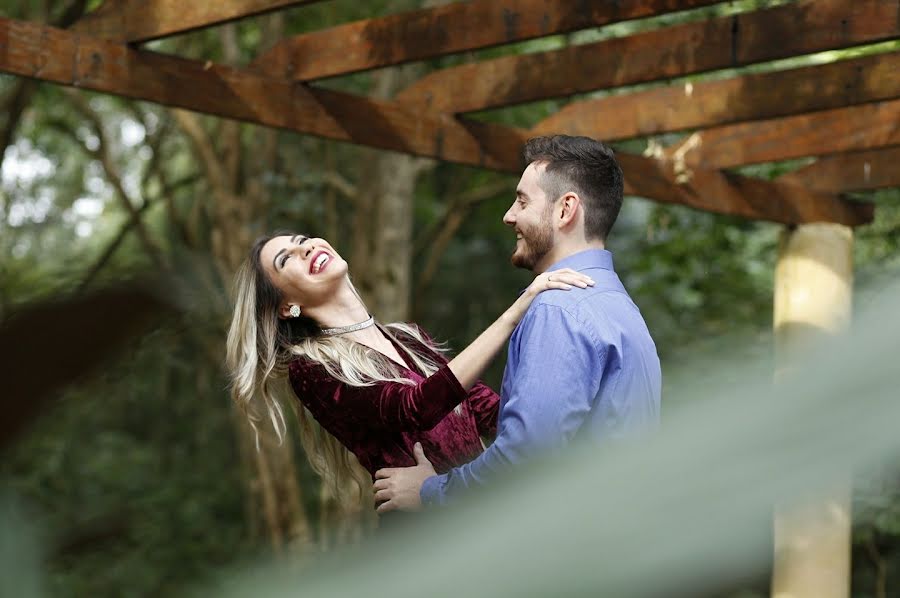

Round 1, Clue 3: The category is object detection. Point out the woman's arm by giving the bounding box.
[290,358,467,433]
[466,381,500,439]
[446,268,593,390]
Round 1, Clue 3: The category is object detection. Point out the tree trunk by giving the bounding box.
[353,143,427,322]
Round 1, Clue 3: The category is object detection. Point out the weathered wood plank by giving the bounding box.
[71,0,323,43]
[615,153,872,227]
[533,51,900,141]
[664,99,900,169]
[253,0,725,80]
[0,17,872,226]
[779,147,900,193]
[398,0,900,113]
[0,17,515,169]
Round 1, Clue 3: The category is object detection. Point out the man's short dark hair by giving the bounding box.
[523,135,624,241]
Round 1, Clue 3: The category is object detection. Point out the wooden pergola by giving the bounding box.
[1,0,897,225]
[1,1,897,596]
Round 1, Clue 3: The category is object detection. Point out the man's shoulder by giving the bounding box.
[527,282,649,340]
[531,280,632,315]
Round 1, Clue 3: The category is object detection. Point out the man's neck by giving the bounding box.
[534,239,606,274]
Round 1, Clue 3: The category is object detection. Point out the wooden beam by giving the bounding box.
[0,17,516,169]
[779,147,900,193]
[615,153,872,227]
[71,0,323,43]
[0,16,524,169]
[532,51,900,141]
[664,99,900,170]
[397,0,900,113]
[252,0,725,80]
[464,117,874,226]
[0,17,872,227]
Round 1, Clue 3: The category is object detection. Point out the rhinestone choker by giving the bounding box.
[320,315,375,337]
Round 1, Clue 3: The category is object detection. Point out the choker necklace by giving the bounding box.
[320,315,375,337]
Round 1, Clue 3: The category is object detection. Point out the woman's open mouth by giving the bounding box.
[310,251,332,274]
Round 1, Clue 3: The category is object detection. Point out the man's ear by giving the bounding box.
[557,192,581,228]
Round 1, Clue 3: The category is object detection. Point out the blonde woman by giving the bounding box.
[225,232,593,516]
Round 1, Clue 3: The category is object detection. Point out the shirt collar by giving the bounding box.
[547,248,614,273]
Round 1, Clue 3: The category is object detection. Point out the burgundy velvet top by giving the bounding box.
[287,327,500,478]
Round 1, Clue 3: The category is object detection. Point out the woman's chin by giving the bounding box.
[332,259,349,277]
[319,260,350,285]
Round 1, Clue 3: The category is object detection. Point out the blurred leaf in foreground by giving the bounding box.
[0,496,43,598]
[0,279,172,449]
[216,281,900,598]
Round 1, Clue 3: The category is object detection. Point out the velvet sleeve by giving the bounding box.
[466,381,500,439]
[288,358,468,433]
[407,324,499,437]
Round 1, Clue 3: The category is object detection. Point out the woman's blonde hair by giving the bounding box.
[225,233,446,499]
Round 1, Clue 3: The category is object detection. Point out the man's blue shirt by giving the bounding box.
[420,248,661,506]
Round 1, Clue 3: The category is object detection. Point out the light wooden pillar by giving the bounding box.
[771,223,854,598]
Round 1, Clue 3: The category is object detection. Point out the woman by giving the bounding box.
[225,232,593,509]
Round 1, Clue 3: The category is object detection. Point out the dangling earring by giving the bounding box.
[289,305,301,318]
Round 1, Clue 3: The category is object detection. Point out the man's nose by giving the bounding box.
[502,208,515,226]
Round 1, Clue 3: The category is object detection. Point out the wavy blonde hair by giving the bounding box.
[225,233,446,500]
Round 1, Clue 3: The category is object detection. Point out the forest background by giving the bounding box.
[1,0,899,596]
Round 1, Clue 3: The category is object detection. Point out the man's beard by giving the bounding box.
[511,219,554,271]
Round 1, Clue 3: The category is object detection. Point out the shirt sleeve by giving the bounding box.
[465,381,500,439]
[289,358,468,433]
[420,303,606,506]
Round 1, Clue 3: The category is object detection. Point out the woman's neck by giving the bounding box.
[304,282,371,328]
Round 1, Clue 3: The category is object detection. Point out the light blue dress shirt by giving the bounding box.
[420,249,661,506]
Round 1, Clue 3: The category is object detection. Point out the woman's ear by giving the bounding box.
[278,303,296,320]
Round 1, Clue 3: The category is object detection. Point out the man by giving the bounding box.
[374,135,661,511]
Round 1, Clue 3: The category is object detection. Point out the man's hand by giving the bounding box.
[373,442,436,514]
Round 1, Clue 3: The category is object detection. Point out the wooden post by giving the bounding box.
[772,223,853,598]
